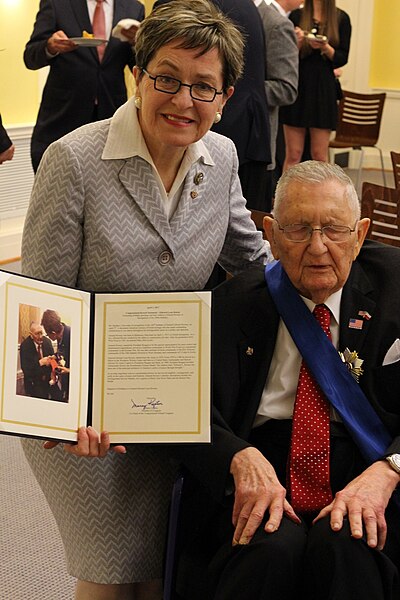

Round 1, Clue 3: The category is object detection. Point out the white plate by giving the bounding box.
[70,37,108,47]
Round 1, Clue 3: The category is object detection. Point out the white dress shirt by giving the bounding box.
[254,289,342,426]
[87,0,114,40]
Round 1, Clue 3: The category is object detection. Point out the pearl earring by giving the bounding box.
[214,112,222,124]
[134,97,142,110]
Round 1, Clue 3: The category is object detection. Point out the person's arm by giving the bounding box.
[313,9,351,68]
[24,0,76,70]
[21,140,84,286]
[264,19,298,108]
[216,140,273,275]
[0,115,14,163]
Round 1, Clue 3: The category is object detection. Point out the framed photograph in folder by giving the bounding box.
[0,270,211,444]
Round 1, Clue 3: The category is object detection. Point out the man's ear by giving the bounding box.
[263,216,280,259]
[353,218,370,260]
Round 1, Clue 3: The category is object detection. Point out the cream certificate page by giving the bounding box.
[91,291,211,443]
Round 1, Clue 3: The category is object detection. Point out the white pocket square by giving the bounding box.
[383,339,400,366]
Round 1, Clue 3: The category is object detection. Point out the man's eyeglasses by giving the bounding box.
[141,68,223,102]
[275,220,357,243]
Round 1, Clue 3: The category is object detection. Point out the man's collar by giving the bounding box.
[301,288,343,327]
[270,0,291,17]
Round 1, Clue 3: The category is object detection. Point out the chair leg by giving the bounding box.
[355,148,364,195]
[377,146,387,187]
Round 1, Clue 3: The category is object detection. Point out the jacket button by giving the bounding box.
[158,250,172,265]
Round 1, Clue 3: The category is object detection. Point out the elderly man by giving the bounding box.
[174,161,400,600]
[20,321,54,398]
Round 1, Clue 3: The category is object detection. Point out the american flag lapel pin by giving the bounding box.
[349,317,363,330]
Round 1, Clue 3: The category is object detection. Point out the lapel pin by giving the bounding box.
[358,310,372,320]
[348,318,363,330]
[246,346,254,356]
[193,172,204,185]
[190,191,198,199]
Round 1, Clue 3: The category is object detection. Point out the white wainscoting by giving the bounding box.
[0,125,34,261]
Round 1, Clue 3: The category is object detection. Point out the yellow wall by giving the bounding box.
[0,0,42,126]
[0,0,151,128]
[370,0,400,89]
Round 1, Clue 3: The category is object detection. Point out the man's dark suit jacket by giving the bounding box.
[0,114,12,153]
[24,0,144,168]
[20,335,54,399]
[175,240,400,597]
[152,0,271,166]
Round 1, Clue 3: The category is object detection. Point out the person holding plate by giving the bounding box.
[20,1,271,598]
[280,0,351,169]
[24,0,144,172]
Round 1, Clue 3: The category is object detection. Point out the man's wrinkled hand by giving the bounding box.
[230,446,300,546]
[314,461,400,550]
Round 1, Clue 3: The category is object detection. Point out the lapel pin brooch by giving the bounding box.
[339,347,364,382]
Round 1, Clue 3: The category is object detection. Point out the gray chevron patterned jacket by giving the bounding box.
[22,98,271,292]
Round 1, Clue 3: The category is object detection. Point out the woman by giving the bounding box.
[280,0,351,169]
[20,1,271,599]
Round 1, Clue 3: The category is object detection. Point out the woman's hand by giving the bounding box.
[43,426,127,457]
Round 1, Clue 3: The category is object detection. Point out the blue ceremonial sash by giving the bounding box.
[265,261,392,464]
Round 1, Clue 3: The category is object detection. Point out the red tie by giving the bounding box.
[93,0,106,62]
[288,304,333,514]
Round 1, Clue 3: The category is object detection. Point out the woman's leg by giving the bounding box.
[74,581,136,600]
[74,579,163,600]
[309,128,331,162]
[283,125,306,171]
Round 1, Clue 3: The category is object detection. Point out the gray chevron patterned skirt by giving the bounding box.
[21,439,177,582]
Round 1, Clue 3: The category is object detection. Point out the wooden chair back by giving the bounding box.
[390,151,400,189]
[361,182,400,246]
[331,90,386,148]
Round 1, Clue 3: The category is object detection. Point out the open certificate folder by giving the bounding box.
[0,270,211,443]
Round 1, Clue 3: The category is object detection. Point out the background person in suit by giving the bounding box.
[254,0,299,210]
[20,2,271,598]
[153,0,272,211]
[172,161,400,600]
[41,309,70,402]
[0,114,15,164]
[24,0,145,172]
[19,321,54,399]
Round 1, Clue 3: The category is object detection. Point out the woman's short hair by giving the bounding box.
[135,0,245,92]
[273,160,361,220]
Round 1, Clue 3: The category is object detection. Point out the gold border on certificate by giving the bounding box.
[91,292,211,443]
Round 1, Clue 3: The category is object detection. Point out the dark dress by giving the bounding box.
[280,8,351,130]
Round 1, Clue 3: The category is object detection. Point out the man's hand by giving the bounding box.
[43,426,127,457]
[47,30,77,55]
[314,461,400,550]
[230,447,300,546]
[0,144,15,164]
[121,24,139,45]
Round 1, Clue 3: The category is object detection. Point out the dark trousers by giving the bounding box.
[204,421,400,600]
